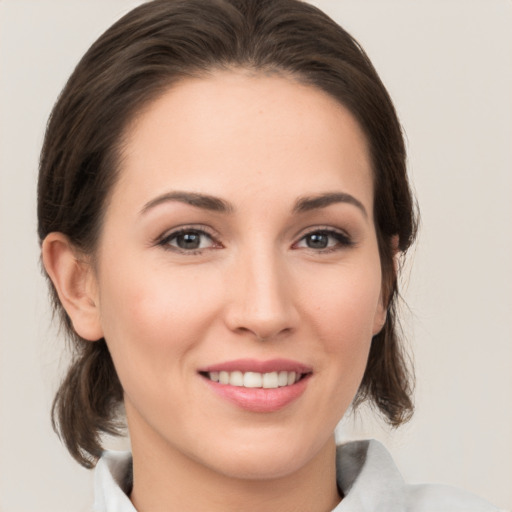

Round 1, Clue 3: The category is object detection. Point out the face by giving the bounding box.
[89,71,385,480]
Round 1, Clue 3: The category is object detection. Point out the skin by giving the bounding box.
[43,71,386,512]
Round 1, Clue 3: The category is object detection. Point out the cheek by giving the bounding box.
[301,263,383,350]
[289,262,381,432]
[96,261,223,387]
[297,259,382,405]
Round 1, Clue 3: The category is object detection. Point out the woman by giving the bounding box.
[37,0,500,510]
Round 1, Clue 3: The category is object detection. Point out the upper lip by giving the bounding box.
[198,358,312,374]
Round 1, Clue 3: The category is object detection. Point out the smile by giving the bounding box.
[198,359,312,412]
[204,370,303,388]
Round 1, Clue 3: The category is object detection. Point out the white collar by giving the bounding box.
[93,439,498,512]
[93,450,134,512]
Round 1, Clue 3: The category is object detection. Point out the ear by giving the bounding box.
[391,234,400,276]
[372,235,400,336]
[41,233,103,341]
[372,291,388,336]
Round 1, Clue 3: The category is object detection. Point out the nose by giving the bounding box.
[223,246,299,341]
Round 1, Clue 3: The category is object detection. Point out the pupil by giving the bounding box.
[178,232,200,249]
[307,233,328,249]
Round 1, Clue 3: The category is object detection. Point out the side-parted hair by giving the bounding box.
[38,0,417,468]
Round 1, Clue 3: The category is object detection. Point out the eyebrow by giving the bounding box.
[140,191,234,215]
[140,190,367,218]
[293,192,368,218]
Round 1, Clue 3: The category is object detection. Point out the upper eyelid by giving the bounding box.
[295,225,351,239]
[157,224,218,243]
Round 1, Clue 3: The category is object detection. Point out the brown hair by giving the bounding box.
[38,0,417,469]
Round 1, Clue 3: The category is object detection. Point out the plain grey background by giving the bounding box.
[1,1,511,510]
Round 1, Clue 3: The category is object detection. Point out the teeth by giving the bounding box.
[244,372,262,388]
[230,371,244,386]
[278,371,288,387]
[207,370,302,388]
[262,372,278,389]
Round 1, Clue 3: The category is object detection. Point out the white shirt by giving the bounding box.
[93,439,501,511]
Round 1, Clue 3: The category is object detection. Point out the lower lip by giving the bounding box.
[202,375,310,413]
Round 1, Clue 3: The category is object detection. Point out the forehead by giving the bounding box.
[114,71,374,216]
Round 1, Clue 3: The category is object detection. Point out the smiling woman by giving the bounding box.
[63,74,387,503]
[34,1,502,511]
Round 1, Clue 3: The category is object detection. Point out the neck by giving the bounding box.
[128,420,341,512]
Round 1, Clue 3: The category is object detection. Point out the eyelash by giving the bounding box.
[294,227,354,253]
[156,226,354,255]
[156,226,221,254]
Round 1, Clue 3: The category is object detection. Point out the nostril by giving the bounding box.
[233,325,295,343]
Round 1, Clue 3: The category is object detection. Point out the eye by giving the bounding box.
[295,229,353,252]
[158,228,219,252]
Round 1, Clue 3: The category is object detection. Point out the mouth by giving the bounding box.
[198,359,312,412]
[200,370,309,389]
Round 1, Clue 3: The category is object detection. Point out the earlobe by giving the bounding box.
[41,233,103,341]
[373,235,400,336]
[372,292,387,336]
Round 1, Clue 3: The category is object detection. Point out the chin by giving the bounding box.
[207,452,307,481]
[195,431,334,481]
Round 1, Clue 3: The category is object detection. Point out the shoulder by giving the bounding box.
[404,482,503,512]
[334,439,502,512]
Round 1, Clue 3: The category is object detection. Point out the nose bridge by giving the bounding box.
[225,239,297,339]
